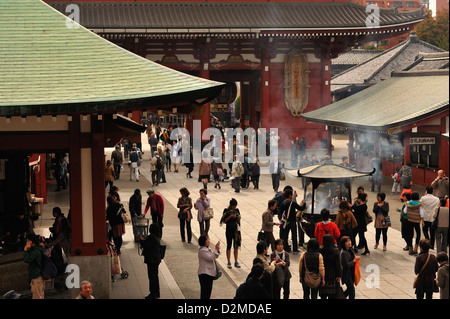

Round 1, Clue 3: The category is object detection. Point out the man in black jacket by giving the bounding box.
[280,190,306,253]
[139,224,161,299]
[129,189,143,242]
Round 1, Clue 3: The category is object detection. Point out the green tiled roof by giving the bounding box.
[302,70,449,132]
[0,0,224,116]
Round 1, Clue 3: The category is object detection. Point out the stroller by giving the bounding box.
[106,241,129,282]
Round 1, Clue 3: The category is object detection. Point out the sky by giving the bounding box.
[429,0,437,16]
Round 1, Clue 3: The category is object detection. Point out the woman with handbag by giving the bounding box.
[197,235,221,299]
[319,234,342,299]
[335,200,358,251]
[211,157,223,189]
[198,155,211,189]
[194,188,211,237]
[106,194,126,255]
[298,238,325,299]
[177,187,192,243]
[220,198,241,269]
[373,193,390,251]
[414,239,439,299]
[352,193,370,255]
[339,236,360,299]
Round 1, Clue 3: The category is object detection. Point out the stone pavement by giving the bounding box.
[32,133,442,299]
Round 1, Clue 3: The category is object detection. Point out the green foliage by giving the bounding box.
[415,9,449,51]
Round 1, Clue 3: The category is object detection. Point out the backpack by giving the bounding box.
[236,163,244,176]
[129,151,138,163]
[341,211,352,230]
[155,157,163,170]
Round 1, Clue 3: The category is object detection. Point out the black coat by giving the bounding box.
[140,234,161,266]
[242,276,271,299]
[129,195,142,217]
[320,246,342,281]
[106,203,125,227]
[280,199,306,223]
[353,203,368,232]
[340,248,355,284]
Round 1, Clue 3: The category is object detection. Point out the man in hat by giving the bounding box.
[144,190,165,237]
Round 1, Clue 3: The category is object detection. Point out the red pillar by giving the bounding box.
[91,132,106,254]
[240,82,249,129]
[249,81,257,129]
[260,57,270,130]
[199,69,210,141]
[68,115,106,256]
[68,114,83,255]
[322,56,332,153]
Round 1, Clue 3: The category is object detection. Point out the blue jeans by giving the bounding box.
[371,174,381,193]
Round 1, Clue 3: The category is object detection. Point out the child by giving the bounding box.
[270,239,292,299]
[392,167,401,195]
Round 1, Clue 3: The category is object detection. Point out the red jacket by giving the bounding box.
[314,221,340,245]
[144,194,165,216]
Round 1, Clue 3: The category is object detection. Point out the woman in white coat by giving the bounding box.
[198,235,221,299]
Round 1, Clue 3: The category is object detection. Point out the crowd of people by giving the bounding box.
[193,169,449,300]
[9,120,448,300]
[101,122,449,300]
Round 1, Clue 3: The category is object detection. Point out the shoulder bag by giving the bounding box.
[365,210,373,225]
[213,260,222,280]
[257,229,265,242]
[431,208,440,232]
[202,199,214,220]
[303,254,322,289]
[117,204,131,224]
[281,201,293,229]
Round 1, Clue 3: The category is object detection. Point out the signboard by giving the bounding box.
[284,49,310,117]
[410,137,435,145]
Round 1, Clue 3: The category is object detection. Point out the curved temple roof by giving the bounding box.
[47,1,425,30]
[0,0,225,116]
[286,164,375,180]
